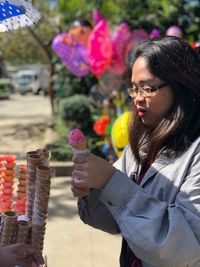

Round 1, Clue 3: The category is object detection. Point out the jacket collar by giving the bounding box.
[140,152,174,187]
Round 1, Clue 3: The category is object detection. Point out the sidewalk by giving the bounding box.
[44,176,121,267]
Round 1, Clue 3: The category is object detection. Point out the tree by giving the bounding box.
[58,0,200,39]
[0,0,199,115]
[0,2,60,114]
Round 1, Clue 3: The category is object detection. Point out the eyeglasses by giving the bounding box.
[127,82,168,98]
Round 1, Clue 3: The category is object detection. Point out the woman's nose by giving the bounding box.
[134,93,145,103]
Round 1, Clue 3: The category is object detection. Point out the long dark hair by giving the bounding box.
[129,36,200,163]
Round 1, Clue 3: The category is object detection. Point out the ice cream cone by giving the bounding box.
[16,215,31,244]
[71,139,87,150]
[18,172,27,180]
[31,223,46,252]
[19,179,27,186]
[0,211,18,245]
[18,164,27,174]
[27,154,44,166]
[36,165,51,179]
[68,128,88,155]
[17,191,26,198]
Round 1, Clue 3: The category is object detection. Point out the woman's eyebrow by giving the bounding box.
[131,79,155,86]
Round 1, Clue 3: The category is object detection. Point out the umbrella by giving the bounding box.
[0,0,41,32]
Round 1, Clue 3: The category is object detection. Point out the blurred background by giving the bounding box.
[0,1,199,266]
[0,0,199,162]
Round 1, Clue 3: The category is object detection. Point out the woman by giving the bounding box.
[0,243,44,267]
[71,36,200,267]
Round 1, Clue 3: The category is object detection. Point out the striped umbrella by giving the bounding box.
[0,0,41,32]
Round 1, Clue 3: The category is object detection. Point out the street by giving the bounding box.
[44,176,121,267]
[0,93,52,126]
[0,93,54,157]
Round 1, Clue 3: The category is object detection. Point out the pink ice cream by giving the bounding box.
[68,128,86,145]
[68,128,87,152]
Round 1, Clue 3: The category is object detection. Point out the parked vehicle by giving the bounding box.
[14,68,50,95]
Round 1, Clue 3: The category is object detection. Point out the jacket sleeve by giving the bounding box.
[77,146,131,235]
[78,189,120,234]
[99,156,200,266]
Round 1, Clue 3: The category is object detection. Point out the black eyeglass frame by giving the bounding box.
[146,82,169,93]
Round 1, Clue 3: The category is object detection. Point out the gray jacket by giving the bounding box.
[78,137,200,267]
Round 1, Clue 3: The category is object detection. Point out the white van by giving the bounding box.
[14,68,50,95]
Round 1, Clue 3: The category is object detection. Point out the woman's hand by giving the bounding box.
[71,153,116,190]
[0,243,45,267]
[71,183,91,198]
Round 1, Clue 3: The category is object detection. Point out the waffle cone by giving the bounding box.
[70,140,87,150]
[16,221,31,244]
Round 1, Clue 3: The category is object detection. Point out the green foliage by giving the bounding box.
[1,0,199,160]
[46,114,71,161]
[58,94,98,132]
[59,0,199,39]
[46,137,72,161]
[54,115,69,138]
[56,64,98,97]
[0,83,7,92]
[0,30,48,65]
[47,99,104,161]
[55,93,105,159]
[1,0,199,65]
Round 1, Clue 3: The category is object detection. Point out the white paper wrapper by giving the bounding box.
[17,215,29,222]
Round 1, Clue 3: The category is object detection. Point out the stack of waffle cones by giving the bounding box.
[26,149,51,253]
[26,152,44,220]
[38,148,51,166]
[0,149,51,262]
[15,164,27,215]
[16,215,31,244]
[0,211,18,246]
[0,155,16,213]
[31,165,51,252]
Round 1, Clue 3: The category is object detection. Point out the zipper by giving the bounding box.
[130,164,139,182]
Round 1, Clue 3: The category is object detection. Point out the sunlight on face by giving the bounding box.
[131,57,174,127]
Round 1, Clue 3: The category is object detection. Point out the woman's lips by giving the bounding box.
[137,107,146,117]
